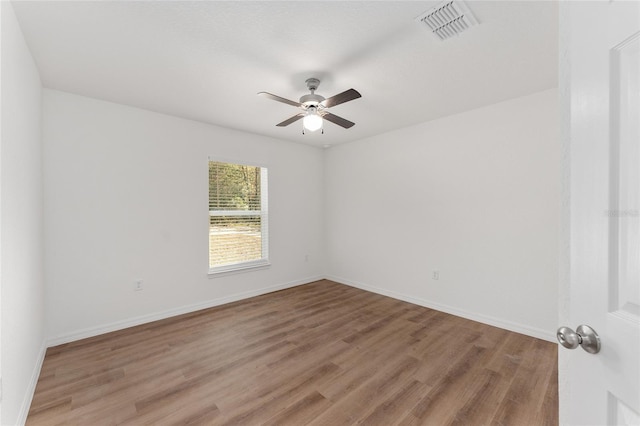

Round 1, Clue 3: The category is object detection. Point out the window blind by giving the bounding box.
[208,161,269,273]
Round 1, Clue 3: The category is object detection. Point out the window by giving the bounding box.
[208,160,269,274]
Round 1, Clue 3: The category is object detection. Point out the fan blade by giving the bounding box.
[276,113,305,127]
[320,88,361,108]
[258,92,301,107]
[322,112,355,129]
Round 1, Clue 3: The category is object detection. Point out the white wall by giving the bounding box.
[1,2,46,425]
[43,89,325,343]
[325,89,560,341]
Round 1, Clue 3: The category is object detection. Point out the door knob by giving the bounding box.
[556,325,601,354]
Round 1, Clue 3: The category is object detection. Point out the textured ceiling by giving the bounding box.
[12,1,558,147]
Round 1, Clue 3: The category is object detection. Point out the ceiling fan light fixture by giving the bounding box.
[303,107,323,132]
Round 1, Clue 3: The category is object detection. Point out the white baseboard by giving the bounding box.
[46,275,323,347]
[325,275,556,343]
[44,271,553,354]
[16,342,47,426]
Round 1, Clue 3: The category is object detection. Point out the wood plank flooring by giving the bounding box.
[27,280,558,425]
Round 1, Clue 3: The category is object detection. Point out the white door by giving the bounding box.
[563,0,640,425]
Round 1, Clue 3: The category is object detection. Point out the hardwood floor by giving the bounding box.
[27,280,558,425]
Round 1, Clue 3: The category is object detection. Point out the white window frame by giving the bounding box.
[208,160,269,275]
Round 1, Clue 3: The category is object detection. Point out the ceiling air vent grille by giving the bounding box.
[416,0,478,41]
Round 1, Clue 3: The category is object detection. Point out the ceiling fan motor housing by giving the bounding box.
[300,93,325,107]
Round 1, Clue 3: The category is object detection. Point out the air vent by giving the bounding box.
[416,0,479,41]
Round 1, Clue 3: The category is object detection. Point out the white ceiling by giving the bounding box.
[12,1,558,147]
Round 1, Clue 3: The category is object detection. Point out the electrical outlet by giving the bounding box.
[432,271,440,280]
[134,280,144,291]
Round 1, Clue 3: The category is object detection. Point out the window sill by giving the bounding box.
[208,260,271,278]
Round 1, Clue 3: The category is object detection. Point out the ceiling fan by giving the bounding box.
[258,78,361,134]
